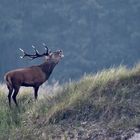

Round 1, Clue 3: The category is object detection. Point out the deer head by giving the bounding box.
[45,50,64,64]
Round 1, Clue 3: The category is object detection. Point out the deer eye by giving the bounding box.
[59,51,62,55]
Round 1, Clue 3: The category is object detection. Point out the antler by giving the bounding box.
[19,45,49,60]
[42,43,50,55]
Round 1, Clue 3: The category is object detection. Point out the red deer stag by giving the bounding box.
[4,44,64,107]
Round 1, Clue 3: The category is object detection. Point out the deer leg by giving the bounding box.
[12,87,20,107]
[33,86,39,100]
[8,88,13,107]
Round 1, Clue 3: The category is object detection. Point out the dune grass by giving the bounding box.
[0,65,140,139]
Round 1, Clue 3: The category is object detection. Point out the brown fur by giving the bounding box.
[4,50,63,107]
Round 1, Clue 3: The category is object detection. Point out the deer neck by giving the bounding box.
[39,61,57,79]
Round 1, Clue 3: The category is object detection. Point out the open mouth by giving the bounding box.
[60,51,64,58]
[61,54,64,58]
[58,50,64,58]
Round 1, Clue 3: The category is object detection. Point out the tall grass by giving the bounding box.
[0,65,140,139]
[0,82,62,139]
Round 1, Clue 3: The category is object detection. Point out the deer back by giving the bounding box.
[5,66,46,87]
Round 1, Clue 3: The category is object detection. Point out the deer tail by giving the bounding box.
[4,74,13,90]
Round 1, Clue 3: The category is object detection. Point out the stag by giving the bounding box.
[4,44,64,107]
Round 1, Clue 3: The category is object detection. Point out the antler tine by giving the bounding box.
[45,46,49,54]
[42,43,46,46]
[19,48,34,59]
[32,45,40,55]
[42,43,49,55]
[19,48,24,54]
[19,48,27,59]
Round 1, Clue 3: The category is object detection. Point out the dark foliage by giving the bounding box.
[0,0,140,82]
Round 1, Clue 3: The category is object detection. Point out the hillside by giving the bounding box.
[1,65,140,139]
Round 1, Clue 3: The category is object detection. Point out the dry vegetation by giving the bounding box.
[1,65,140,139]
